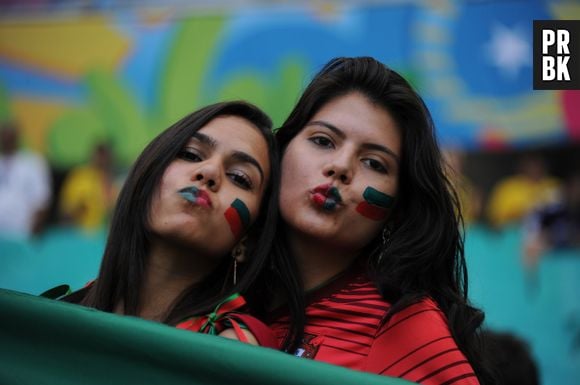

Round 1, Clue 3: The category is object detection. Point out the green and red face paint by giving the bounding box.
[312,183,342,211]
[178,186,250,239]
[224,198,250,239]
[356,187,394,221]
[178,186,212,207]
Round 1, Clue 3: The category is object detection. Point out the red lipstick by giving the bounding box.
[195,189,212,208]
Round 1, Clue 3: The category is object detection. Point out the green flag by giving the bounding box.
[0,289,414,385]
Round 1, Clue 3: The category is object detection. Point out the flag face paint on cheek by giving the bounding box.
[224,198,251,239]
[355,187,394,221]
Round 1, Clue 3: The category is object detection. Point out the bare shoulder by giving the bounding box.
[218,328,259,345]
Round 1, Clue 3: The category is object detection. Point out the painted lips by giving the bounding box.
[311,183,342,211]
[178,186,212,208]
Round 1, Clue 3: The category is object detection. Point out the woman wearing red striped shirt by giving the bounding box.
[269,57,493,384]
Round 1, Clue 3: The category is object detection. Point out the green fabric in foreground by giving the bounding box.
[0,289,415,385]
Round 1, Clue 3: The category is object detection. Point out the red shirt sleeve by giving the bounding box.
[365,298,480,385]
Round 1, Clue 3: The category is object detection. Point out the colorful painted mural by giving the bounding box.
[0,0,579,170]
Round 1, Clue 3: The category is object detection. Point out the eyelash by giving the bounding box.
[308,136,335,149]
[177,149,202,162]
[227,170,253,190]
[362,158,388,174]
[178,149,254,191]
[308,136,389,175]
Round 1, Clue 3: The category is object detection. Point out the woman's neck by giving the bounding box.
[287,230,360,291]
[137,239,220,321]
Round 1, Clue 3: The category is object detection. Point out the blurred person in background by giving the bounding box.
[481,330,540,385]
[443,148,482,225]
[0,121,51,238]
[486,154,560,229]
[522,173,580,269]
[59,142,118,232]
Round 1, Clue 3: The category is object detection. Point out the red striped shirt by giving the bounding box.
[269,269,479,385]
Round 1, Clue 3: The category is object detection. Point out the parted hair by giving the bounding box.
[275,57,493,383]
[65,101,303,350]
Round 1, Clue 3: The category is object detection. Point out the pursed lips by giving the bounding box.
[178,186,212,208]
[310,183,342,211]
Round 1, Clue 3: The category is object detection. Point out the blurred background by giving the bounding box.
[0,0,578,384]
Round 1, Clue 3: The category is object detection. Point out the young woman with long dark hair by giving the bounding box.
[269,57,493,384]
[63,101,301,348]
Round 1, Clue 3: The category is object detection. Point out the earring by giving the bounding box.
[231,245,244,285]
[377,227,392,264]
[233,258,238,285]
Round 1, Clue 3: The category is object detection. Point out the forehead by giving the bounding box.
[308,92,401,154]
[195,115,270,169]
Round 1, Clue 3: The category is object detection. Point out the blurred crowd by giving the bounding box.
[0,121,119,239]
[444,148,580,271]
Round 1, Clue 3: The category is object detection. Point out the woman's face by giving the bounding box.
[279,92,401,252]
[149,115,270,258]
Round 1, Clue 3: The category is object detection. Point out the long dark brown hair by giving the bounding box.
[275,57,493,383]
[65,101,302,350]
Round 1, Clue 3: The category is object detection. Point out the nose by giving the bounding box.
[322,152,353,185]
[193,161,221,192]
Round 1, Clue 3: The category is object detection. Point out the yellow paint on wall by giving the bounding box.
[550,3,580,20]
[0,16,131,79]
[137,9,174,27]
[11,98,68,153]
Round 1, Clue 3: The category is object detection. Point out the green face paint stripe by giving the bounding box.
[323,200,337,211]
[178,191,196,203]
[328,186,341,201]
[362,187,394,208]
[231,199,250,228]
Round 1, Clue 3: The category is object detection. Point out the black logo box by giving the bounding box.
[533,20,580,90]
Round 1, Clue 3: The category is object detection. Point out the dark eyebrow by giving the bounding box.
[306,120,346,139]
[361,143,400,164]
[191,133,265,185]
[191,132,217,148]
[231,151,265,185]
[306,120,400,164]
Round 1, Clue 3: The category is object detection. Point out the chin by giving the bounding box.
[292,216,339,239]
[297,218,371,248]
